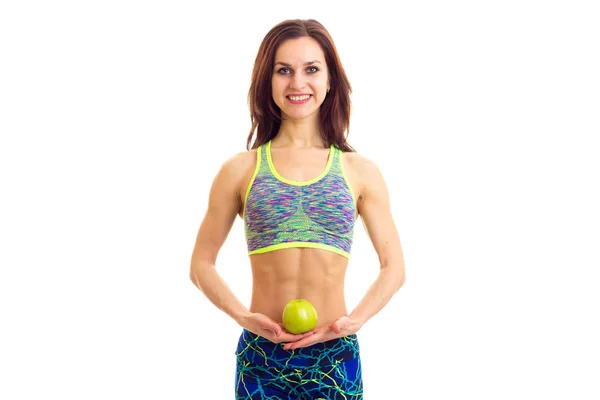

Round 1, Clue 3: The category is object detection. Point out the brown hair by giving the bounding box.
[246,19,355,152]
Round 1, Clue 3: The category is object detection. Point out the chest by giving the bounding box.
[269,147,331,182]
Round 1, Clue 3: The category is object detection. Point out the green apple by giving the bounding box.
[282,298,318,334]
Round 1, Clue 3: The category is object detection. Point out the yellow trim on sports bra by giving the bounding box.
[242,147,261,219]
[338,150,357,214]
[266,140,335,186]
[248,242,350,259]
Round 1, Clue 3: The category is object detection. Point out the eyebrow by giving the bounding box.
[274,60,323,67]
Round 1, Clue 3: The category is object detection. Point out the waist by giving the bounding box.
[249,282,347,325]
[249,250,348,323]
[235,329,360,369]
[249,296,347,328]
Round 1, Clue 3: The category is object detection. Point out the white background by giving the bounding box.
[1,0,599,399]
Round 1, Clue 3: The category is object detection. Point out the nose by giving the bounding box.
[289,73,306,90]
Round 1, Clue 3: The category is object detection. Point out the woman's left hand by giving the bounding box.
[282,316,361,351]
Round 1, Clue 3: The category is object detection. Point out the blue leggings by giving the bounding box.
[235,329,363,399]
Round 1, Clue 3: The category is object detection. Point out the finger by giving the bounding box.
[300,329,317,337]
[272,326,281,337]
[279,330,315,342]
[260,319,281,337]
[283,329,325,350]
[330,320,341,334]
[330,316,351,334]
[284,334,319,351]
[278,324,314,337]
[331,317,348,334]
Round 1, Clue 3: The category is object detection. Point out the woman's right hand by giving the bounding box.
[240,312,316,344]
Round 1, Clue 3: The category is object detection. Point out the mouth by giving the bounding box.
[286,94,312,104]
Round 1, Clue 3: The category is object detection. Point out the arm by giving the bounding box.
[347,158,406,328]
[283,156,405,350]
[189,154,249,324]
[190,153,315,343]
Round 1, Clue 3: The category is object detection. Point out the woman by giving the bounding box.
[190,19,405,399]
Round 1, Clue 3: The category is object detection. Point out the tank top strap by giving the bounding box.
[328,145,344,177]
[255,142,271,177]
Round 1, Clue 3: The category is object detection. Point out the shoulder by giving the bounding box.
[217,149,257,176]
[341,151,383,180]
[341,150,388,201]
[211,149,258,190]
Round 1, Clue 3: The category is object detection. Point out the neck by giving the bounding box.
[274,117,324,149]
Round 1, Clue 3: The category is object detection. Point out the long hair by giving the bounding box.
[246,19,355,152]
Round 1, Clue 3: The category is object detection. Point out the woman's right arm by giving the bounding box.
[189,152,251,324]
[189,152,315,342]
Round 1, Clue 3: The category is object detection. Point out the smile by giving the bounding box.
[287,94,312,104]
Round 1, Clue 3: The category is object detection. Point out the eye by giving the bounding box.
[277,67,291,75]
[307,66,319,74]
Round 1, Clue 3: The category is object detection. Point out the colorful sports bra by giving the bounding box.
[243,140,356,259]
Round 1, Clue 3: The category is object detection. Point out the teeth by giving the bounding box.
[289,95,311,101]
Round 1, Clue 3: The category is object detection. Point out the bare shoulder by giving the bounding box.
[214,149,257,185]
[342,151,381,175]
[192,149,257,263]
[208,149,258,216]
[341,151,387,199]
[220,149,256,173]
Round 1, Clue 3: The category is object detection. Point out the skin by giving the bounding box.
[190,37,405,351]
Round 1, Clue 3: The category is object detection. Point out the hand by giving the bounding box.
[240,312,316,344]
[282,316,360,351]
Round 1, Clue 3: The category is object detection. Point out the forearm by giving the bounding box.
[349,264,405,327]
[190,261,250,325]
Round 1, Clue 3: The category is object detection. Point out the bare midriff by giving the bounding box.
[248,247,349,328]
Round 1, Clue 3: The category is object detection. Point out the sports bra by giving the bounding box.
[243,140,356,259]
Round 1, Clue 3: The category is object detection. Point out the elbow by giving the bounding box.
[396,272,406,292]
[189,258,207,289]
[381,257,405,292]
[189,254,216,292]
[190,264,209,297]
[389,262,405,293]
[395,259,406,291]
[189,266,198,285]
[189,264,201,289]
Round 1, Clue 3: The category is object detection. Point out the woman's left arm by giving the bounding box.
[345,156,406,330]
[283,156,405,350]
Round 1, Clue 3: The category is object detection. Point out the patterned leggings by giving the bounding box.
[235,329,363,399]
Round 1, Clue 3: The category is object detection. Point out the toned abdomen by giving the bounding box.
[249,248,349,327]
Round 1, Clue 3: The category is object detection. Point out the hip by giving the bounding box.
[235,329,360,369]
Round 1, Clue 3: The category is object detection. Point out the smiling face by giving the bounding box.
[271,36,329,122]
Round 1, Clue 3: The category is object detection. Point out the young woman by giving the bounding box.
[190,19,405,399]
